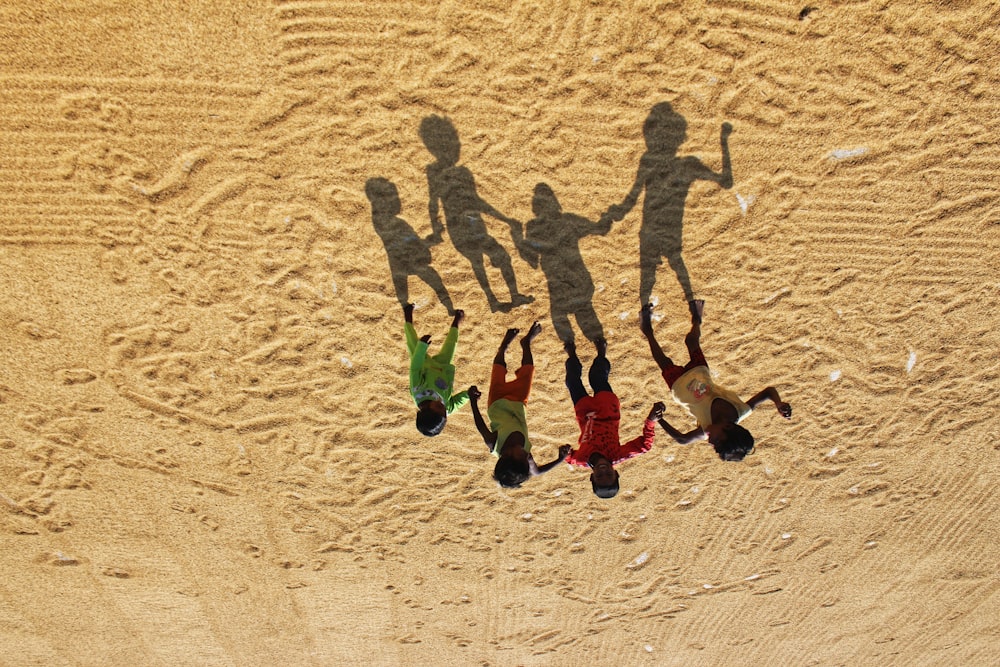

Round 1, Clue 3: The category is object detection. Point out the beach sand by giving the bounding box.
[1,1,998,665]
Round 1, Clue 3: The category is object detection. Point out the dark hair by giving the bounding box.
[590,474,620,499]
[713,424,755,461]
[415,407,447,437]
[494,456,530,488]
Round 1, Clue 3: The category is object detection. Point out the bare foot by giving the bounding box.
[688,299,705,324]
[522,321,542,345]
[639,303,654,335]
[403,302,415,322]
[563,338,577,357]
[500,328,519,348]
[594,336,608,357]
[452,309,465,327]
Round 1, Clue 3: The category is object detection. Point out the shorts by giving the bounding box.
[488,363,534,405]
[661,351,708,389]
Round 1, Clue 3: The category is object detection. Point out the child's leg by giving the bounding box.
[639,303,675,371]
[493,328,518,368]
[487,328,520,406]
[432,310,464,365]
[405,320,419,357]
[519,321,541,368]
[684,300,707,367]
[588,337,613,395]
[564,340,587,405]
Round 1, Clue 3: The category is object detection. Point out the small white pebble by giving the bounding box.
[703,583,713,589]
[619,312,630,320]
[830,369,841,381]
[826,447,839,458]
[745,573,761,581]
[520,513,532,520]
[645,645,654,653]
[665,455,675,463]
[340,356,353,368]
[781,533,792,539]
[906,351,917,373]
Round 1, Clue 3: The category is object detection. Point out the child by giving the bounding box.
[563,336,664,498]
[365,177,455,314]
[419,114,533,313]
[517,182,611,344]
[640,300,792,461]
[468,322,569,487]
[405,303,470,436]
[604,103,733,304]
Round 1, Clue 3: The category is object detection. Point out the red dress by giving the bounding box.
[565,392,655,467]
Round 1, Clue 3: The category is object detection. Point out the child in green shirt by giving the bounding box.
[404,303,471,436]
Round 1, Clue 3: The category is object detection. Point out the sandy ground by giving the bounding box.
[1,1,998,665]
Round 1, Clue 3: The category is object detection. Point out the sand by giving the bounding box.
[1,1,998,665]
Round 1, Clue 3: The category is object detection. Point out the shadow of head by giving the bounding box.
[532,182,562,219]
[364,177,402,217]
[643,102,687,153]
[419,114,461,166]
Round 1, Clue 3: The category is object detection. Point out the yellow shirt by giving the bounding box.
[487,398,532,457]
[670,366,751,428]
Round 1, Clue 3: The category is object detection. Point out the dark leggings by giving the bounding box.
[566,355,612,405]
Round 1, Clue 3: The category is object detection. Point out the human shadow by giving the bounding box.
[604,102,733,303]
[365,177,455,314]
[419,115,533,313]
[517,183,610,344]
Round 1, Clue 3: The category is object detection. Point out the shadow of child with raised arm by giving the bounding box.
[604,102,733,304]
[366,177,455,314]
[419,114,534,313]
[517,183,611,344]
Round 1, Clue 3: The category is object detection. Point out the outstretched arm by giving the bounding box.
[606,162,648,222]
[689,122,733,188]
[468,386,497,449]
[529,445,571,476]
[747,387,792,419]
[657,416,705,445]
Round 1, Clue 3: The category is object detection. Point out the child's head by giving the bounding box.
[419,115,460,166]
[494,455,530,488]
[364,177,402,217]
[588,453,620,498]
[415,401,447,437]
[710,423,755,461]
[531,183,561,219]
[643,102,687,154]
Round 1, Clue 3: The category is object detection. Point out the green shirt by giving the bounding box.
[406,322,469,414]
[487,398,532,457]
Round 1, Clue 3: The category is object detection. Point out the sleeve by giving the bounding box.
[614,419,656,464]
[447,389,470,414]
